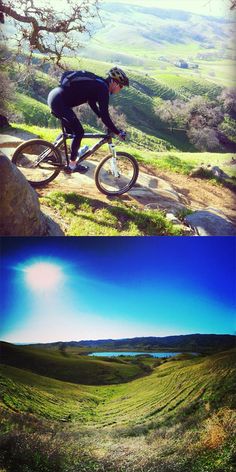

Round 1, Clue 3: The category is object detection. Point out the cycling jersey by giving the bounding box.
[48,77,120,135]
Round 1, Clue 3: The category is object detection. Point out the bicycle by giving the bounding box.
[12,119,139,196]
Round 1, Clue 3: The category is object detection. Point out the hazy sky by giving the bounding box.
[105,0,232,17]
[40,0,233,18]
[1,238,235,344]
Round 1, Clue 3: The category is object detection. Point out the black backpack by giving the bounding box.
[60,70,99,88]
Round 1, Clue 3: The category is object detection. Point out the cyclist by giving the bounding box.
[47,67,129,173]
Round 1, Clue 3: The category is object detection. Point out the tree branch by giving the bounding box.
[0,0,100,66]
[0,4,36,25]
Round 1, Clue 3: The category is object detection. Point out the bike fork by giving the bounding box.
[108,143,119,177]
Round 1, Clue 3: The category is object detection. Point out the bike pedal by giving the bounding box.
[64,166,73,174]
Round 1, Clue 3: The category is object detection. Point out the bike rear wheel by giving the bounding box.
[95,152,139,196]
[12,139,62,187]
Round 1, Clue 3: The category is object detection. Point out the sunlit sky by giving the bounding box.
[0,238,235,344]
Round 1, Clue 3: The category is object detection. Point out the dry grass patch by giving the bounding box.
[201,408,236,449]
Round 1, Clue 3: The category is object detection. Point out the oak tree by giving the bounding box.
[0,0,100,66]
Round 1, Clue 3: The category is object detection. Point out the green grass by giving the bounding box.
[1,348,235,472]
[154,73,222,100]
[10,93,58,128]
[123,147,236,177]
[10,122,97,141]
[40,191,183,236]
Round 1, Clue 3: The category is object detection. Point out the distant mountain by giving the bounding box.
[28,334,236,353]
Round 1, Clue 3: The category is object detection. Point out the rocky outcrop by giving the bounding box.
[189,164,230,180]
[185,208,236,236]
[0,152,64,236]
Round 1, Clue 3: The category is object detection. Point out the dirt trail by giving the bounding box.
[37,162,236,227]
[140,165,236,225]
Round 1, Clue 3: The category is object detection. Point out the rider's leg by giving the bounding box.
[57,112,84,165]
[61,115,88,172]
[48,89,84,165]
[48,90,88,172]
[68,120,84,162]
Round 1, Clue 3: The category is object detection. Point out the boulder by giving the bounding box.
[0,152,64,236]
[190,164,230,180]
[145,201,187,214]
[185,207,236,236]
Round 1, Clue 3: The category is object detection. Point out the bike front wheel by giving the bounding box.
[12,139,62,187]
[95,152,139,196]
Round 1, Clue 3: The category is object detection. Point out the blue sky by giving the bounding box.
[0,237,235,343]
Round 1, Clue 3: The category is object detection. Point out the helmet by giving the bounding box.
[108,67,129,86]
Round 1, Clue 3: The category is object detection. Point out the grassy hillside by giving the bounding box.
[80,1,235,87]
[154,73,222,100]
[0,342,146,385]
[9,92,58,128]
[0,347,235,425]
[0,349,235,471]
[8,55,228,153]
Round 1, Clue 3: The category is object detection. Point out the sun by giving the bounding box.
[24,262,63,291]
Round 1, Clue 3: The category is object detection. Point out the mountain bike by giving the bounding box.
[12,122,139,196]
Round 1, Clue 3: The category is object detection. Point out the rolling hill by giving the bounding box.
[0,341,147,385]
[0,345,235,425]
[0,343,235,472]
[79,0,235,87]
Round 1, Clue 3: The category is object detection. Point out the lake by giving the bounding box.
[88,351,182,358]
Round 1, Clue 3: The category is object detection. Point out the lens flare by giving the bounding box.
[24,262,63,291]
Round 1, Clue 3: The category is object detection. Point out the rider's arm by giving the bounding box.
[97,87,120,135]
[88,100,101,118]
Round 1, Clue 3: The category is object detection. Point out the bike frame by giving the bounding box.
[54,132,115,166]
[35,131,118,173]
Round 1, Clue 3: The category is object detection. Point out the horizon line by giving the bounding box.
[1,332,235,346]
